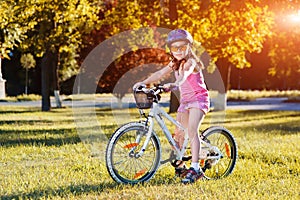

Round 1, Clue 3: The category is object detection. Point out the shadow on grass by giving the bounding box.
[0,135,82,147]
[223,110,300,125]
[240,120,300,135]
[0,123,118,147]
[0,176,179,199]
[0,125,81,147]
[0,119,75,126]
[0,107,41,114]
[0,182,120,200]
[0,126,76,135]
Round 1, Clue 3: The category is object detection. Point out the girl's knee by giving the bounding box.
[188,129,199,139]
[188,127,199,135]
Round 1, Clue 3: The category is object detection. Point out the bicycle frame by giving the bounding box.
[136,101,220,162]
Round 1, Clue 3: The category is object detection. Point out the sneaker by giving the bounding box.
[175,165,188,178]
[181,167,204,184]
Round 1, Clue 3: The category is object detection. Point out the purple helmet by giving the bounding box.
[166,29,193,46]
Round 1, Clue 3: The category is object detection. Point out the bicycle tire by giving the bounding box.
[106,122,161,184]
[200,126,238,180]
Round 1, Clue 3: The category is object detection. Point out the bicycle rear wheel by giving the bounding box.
[106,122,161,184]
[200,126,238,180]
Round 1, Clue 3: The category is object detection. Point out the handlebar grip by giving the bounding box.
[137,84,146,90]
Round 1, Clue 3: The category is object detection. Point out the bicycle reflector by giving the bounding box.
[134,168,147,179]
[225,143,231,158]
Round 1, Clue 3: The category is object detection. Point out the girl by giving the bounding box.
[133,29,210,184]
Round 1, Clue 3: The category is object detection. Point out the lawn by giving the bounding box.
[0,106,299,199]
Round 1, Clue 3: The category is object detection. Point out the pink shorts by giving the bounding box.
[177,101,210,114]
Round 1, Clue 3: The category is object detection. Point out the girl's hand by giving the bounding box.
[133,82,145,90]
[163,83,178,92]
[163,83,172,89]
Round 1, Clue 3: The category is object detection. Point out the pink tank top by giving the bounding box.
[175,71,209,103]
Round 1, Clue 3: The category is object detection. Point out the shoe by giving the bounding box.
[181,167,204,184]
[175,165,188,178]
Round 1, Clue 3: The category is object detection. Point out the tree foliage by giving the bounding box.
[0,0,37,58]
[266,0,300,81]
[18,0,101,81]
[99,0,273,69]
[1,0,100,81]
[173,0,273,70]
[98,48,170,98]
[20,53,36,70]
[95,0,274,95]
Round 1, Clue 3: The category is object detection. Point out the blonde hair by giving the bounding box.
[188,48,204,70]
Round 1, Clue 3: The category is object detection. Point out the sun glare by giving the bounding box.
[289,10,300,23]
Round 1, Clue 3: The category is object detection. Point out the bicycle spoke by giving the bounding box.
[106,124,161,184]
[201,127,238,180]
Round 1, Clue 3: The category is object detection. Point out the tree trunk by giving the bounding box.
[54,90,62,108]
[0,57,6,99]
[226,64,232,92]
[41,48,61,111]
[216,58,231,92]
[168,0,180,113]
[169,0,178,21]
[25,68,28,95]
[41,50,51,111]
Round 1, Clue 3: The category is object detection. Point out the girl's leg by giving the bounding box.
[181,108,206,183]
[187,108,205,163]
[173,112,189,173]
[174,111,189,149]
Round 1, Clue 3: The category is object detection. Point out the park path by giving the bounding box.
[0,96,300,111]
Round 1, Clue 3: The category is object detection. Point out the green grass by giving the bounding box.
[0,106,299,199]
[227,90,300,101]
[0,94,42,102]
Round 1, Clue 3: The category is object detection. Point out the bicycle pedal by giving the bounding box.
[182,156,192,161]
[171,159,184,168]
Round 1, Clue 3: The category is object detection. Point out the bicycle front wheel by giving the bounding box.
[106,122,161,184]
[201,126,238,180]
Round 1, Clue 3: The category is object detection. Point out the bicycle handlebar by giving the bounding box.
[135,84,166,96]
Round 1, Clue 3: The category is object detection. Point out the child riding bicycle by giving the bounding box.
[133,29,210,184]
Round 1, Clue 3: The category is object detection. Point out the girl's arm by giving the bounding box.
[173,59,197,86]
[133,62,173,89]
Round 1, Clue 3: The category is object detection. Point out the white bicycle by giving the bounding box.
[106,85,238,184]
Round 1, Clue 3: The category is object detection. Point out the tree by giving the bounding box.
[173,0,273,90]
[17,0,101,111]
[20,53,36,94]
[266,0,300,89]
[0,0,38,98]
